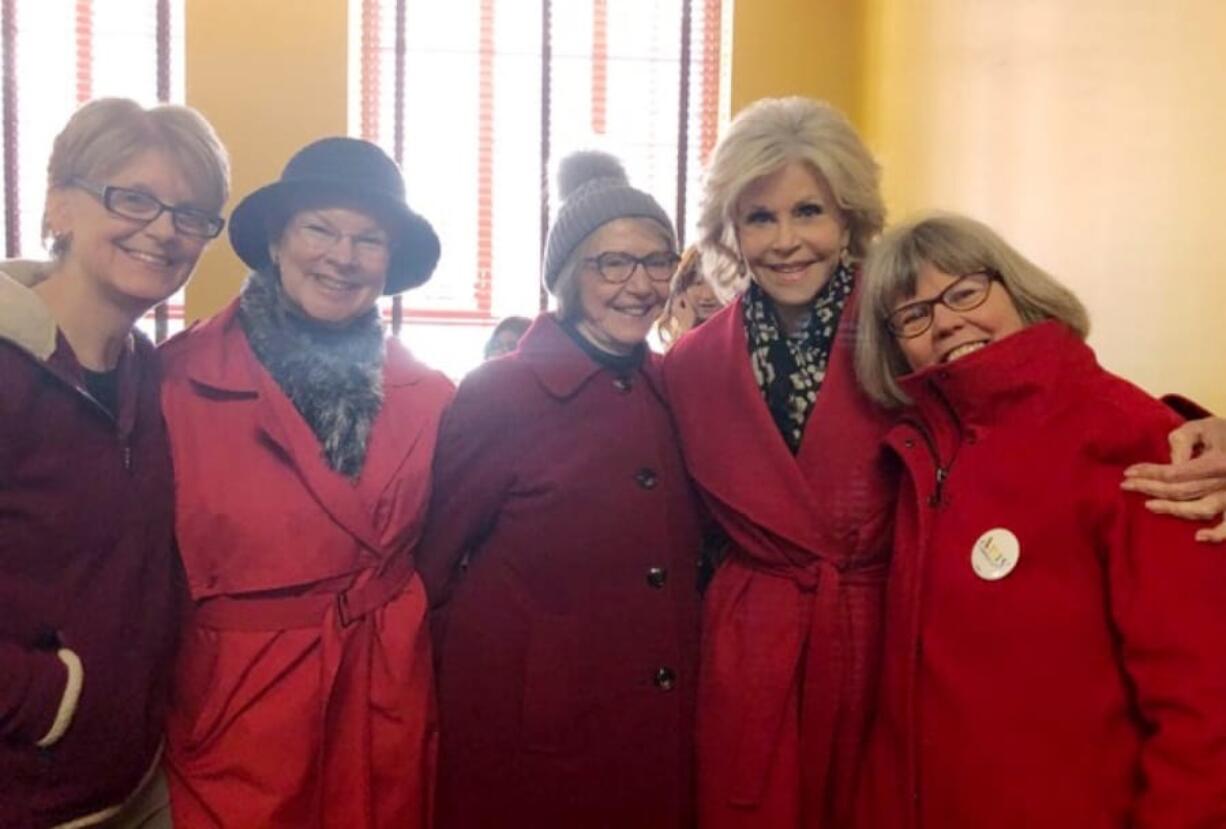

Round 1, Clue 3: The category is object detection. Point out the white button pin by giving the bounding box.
[971,528,1020,581]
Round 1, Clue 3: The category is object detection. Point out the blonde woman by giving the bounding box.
[0,98,228,828]
[661,97,894,827]
[656,245,725,347]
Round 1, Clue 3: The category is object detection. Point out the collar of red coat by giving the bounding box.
[896,320,1097,433]
[169,296,434,393]
[512,312,663,400]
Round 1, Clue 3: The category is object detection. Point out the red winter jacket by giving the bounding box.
[857,322,1226,828]
[663,288,897,828]
[0,265,181,828]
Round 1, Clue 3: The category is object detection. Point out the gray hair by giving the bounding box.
[697,97,885,295]
[44,97,230,256]
[855,212,1091,408]
[551,216,673,322]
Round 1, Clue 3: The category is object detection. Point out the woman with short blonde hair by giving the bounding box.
[1,97,228,828]
[662,97,897,827]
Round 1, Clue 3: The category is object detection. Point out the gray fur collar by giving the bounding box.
[239,268,384,478]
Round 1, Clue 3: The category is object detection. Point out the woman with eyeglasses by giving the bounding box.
[852,212,1226,828]
[415,150,704,827]
[158,137,453,828]
[0,98,228,828]
[660,98,896,828]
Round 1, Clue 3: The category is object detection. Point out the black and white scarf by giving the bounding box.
[743,261,855,454]
[238,267,385,478]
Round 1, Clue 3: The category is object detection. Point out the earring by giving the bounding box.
[839,247,853,269]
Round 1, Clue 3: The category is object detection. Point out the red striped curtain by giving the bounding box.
[0,0,181,340]
[358,0,724,333]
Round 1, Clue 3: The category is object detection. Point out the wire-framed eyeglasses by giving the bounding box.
[71,178,225,239]
[886,270,998,339]
[584,251,681,284]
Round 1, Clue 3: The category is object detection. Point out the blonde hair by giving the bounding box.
[44,97,230,255]
[698,97,885,295]
[656,245,703,347]
[855,212,1091,408]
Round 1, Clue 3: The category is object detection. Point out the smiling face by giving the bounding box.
[573,217,672,354]
[45,148,215,312]
[893,260,1026,370]
[272,206,391,325]
[735,160,849,329]
[681,273,722,324]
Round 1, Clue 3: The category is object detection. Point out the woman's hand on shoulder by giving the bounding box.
[1122,417,1226,542]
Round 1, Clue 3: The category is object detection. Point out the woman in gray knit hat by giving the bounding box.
[416,151,704,828]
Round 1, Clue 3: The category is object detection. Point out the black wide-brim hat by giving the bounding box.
[228,137,440,294]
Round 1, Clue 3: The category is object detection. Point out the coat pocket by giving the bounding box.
[519,618,588,756]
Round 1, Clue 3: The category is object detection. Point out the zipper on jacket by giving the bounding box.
[899,418,949,508]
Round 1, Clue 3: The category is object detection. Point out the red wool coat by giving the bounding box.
[416,315,704,828]
[159,300,453,828]
[856,322,1226,828]
[662,291,897,828]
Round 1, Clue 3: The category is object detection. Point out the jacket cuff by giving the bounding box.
[35,648,83,748]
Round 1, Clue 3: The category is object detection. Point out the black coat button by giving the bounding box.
[613,376,633,392]
[634,468,658,490]
[646,567,667,588]
[654,666,676,691]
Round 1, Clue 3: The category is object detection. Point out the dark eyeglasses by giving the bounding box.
[584,251,680,284]
[72,178,225,239]
[886,270,997,339]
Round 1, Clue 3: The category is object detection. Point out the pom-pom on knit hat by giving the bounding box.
[541,150,676,292]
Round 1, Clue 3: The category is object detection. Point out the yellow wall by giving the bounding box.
[860,0,1226,412]
[183,0,349,321]
[730,0,866,124]
[180,1,1226,411]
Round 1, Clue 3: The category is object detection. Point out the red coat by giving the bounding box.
[0,266,180,828]
[662,291,897,828]
[159,300,454,828]
[856,322,1226,828]
[416,315,704,828]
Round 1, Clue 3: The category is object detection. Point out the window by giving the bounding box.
[352,0,726,379]
[0,0,185,341]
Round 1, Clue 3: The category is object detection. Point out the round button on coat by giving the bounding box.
[646,567,667,588]
[634,469,659,490]
[654,666,676,691]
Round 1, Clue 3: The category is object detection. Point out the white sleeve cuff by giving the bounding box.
[35,648,84,748]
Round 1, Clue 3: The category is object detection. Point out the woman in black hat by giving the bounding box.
[158,137,453,828]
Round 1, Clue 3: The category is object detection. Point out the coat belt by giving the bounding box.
[191,552,417,631]
[728,552,887,811]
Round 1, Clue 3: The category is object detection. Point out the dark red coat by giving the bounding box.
[159,300,453,828]
[857,322,1226,828]
[417,315,704,828]
[662,290,897,828]
[0,267,180,828]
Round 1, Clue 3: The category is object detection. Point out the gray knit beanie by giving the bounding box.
[542,151,676,292]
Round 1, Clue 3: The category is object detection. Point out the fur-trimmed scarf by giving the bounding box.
[743,261,855,454]
[238,268,385,478]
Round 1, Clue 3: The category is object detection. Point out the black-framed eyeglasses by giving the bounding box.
[584,251,680,284]
[886,270,997,339]
[71,178,225,239]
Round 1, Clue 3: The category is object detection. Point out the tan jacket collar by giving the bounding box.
[0,260,57,361]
